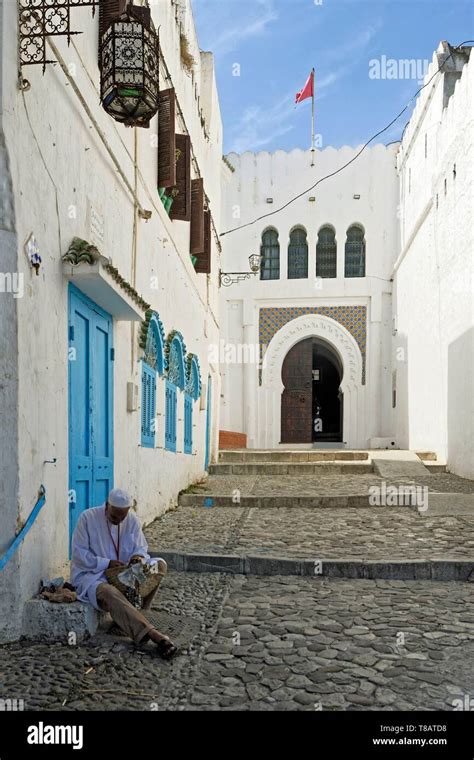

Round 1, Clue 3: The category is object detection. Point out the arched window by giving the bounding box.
[140,311,165,448]
[345,225,366,277]
[165,332,186,452]
[260,228,280,280]
[316,226,337,279]
[288,227,308,279]
[142,312,165,375]
[184,355,202,455]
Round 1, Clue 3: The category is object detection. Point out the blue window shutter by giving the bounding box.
[141,363,156,448]
[172,386,177,451]
[165,381,177,452]
[184,393,193,454]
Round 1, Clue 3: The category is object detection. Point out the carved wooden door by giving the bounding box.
[281,339,313,443]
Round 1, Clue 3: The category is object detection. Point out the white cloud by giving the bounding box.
[228,90,295,153]
[193,0,278,56]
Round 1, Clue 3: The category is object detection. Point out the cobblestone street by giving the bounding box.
[1,572,473,711]
[2,456,473,712]
[196,472,474,497]
[145,506,474,560]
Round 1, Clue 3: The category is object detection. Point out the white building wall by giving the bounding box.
[0,0,22,643]
[394,43,473,478]
[0,0,222,640]
[220,144,399,448]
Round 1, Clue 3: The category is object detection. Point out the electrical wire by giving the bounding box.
[220,41,474,238]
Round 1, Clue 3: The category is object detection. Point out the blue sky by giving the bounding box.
[192,0,474,154]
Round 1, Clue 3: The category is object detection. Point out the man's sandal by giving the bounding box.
[156,637,178,660]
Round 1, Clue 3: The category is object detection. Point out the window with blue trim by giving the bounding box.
[165,333,186,453]
[141,362,156,448]
[165,381,177,452]
[184,354,201,456]
[184,394,193,454]
[139,311,165,449]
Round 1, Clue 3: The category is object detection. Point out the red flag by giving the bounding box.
[295,69,314,105]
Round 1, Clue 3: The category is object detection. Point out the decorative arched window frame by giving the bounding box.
[185,354,202,401]
[139,310,166,375]
[165,331,186,390]
[344,224,366,278]
[288,226,308,279]
[260,227,280,280]
[183,354,202,455]
[165,331,186,452]
[139,310,166,448]
[316,224,337,279]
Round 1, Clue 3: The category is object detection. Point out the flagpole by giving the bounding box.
[311,68,315,167]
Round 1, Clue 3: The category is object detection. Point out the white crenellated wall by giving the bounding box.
[0,0,222,640]
[220,143,400,449]
[394,42,473,478]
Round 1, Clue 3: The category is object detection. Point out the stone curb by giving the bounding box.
[179,494,387,508]
[218,451,369,463]
[208,463,374,475]
[150,550,474,581]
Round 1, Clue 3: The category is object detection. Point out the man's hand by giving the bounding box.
[129,555,145,565]
[108,560,126,569]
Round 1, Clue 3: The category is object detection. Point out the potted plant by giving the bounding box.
[164,186,179,213]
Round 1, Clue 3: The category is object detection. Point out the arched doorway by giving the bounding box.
[281,337,343,444]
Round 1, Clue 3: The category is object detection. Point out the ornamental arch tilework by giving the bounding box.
[186,354,202,400]
[259,306,367,385]
[166,331,186,390]
[140,310,166,375]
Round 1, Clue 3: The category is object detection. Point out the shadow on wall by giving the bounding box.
[448,327,474,479]
[393,332,409,450]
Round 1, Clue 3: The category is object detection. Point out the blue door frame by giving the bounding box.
[204,376,212,470]
[68,284,114,554]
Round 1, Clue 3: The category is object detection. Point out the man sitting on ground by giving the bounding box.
[71,488,177,659]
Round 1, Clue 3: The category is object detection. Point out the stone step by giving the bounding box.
[178,494,400,508]
[209,462,373,475]
[372,455,430,479]
[425,463,447,473]
[22,598,107,641]
[218,449,369,463]
[416,451,438,461]
[149,550,474,581]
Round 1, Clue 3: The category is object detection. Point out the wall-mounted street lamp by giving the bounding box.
[219,254,262,287]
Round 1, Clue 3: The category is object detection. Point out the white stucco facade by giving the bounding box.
[219,144,400,449]
[219,42,473,476]
[0,0,222,641]
[394,42,473,479]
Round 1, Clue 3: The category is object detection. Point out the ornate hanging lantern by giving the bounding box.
[100,4,159,127]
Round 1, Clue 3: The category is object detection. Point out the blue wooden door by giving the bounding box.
[204,376,212,470]
[68,285,114,551]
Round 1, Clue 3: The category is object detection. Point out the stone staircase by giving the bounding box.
[210,449,372,476]
[146,448,474,583]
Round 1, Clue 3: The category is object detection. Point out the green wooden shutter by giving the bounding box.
[194,208,211,274]
[190,178,205,254]
[170,134,191,221]
[158,89,176,188]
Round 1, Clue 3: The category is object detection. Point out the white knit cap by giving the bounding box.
[107,488,132,509]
